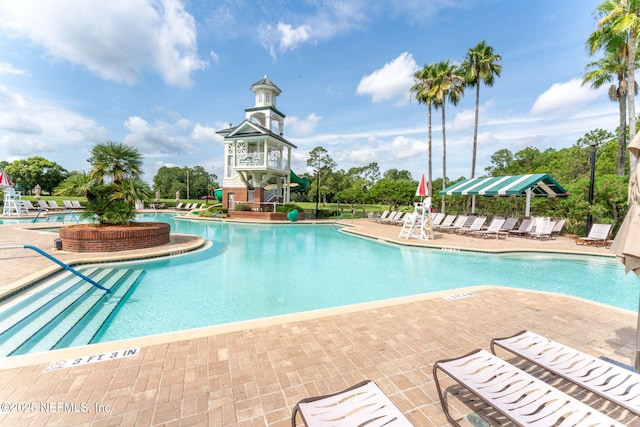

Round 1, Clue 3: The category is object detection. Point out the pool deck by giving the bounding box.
[0,217,638,426]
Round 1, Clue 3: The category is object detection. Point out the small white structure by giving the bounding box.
[2,187,28,216]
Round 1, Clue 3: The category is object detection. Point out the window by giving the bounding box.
[265,92,270,103]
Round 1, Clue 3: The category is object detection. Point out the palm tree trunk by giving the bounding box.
[428,103,433,197]
[619,88,628,176]
[441,105,447,214]
[629,27,638,173]
[472,83,480,179]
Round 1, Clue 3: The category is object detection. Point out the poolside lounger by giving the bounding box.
[434,214,456,230]
[527,219,556,240]
[433,349,624,427]
[455,216,486,235]
[438,215,468,233]
[550,219,565,239]
[388,212,407,225]
[47,200,64,210]
[380,211,400,224]
[71,200,83,209]
[499,217,519,232]
[175,202,184,210]
[63,200,75,209]
[472,217,506,239]
[490,330,640,416]
[430,212,444,226]
[22,200,36,211]
[576,223,612,247]
[507,218,533,237]
[371,210,389,222]
[291,380,413,426]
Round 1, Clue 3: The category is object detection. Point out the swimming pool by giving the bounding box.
[5,213,640,350]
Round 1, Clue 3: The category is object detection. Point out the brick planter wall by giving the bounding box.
[228,211,306,221]
[59,222,170,252]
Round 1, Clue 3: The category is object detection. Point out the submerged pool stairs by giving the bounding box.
[0,267,144,357]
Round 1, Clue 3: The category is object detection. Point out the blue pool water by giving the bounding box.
[90,214,639,343]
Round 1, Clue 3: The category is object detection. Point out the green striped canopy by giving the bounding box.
[439,174,567,198]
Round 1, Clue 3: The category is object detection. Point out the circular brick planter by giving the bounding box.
[59,222,170,252]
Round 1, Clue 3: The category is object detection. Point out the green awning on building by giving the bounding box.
[439,174,567,198]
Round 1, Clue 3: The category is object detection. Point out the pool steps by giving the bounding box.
[0,268,144,357]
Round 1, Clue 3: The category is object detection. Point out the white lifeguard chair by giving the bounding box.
[2,187,28,216]
[2,187,29,216]
[398,197,433,240]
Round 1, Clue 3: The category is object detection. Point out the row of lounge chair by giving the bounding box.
[432,214,565,240]
[19,200,83,211]
[291,330,638,426]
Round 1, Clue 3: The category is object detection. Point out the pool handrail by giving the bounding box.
[32,208,48,223]
[0,245,111,299]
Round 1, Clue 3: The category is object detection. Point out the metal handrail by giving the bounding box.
[65,209,80,224]
[0,245,111,299]
[32,208,48,223]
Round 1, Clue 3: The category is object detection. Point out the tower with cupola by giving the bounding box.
[216,76,296,210]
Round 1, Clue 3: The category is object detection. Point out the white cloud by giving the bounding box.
[345,146,377,164]
[287,113,322,137]
[530,78,604,117]
[0,62,28,75]
[0,85,108,159]
[356,52,419,104]
[123,115,195,155]
[451,109,475,132]
[0,0,206,87]
[388,135,426,160]
[191,123,223,144]
[278,23,311,52]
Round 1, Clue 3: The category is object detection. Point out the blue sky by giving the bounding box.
[0,0,618,185]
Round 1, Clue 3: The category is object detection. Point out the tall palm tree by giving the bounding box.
[410,63,437,197]
[583,50,635,175]
[430,60,465,213]
[590,0,640,172]
[460,41,502,180]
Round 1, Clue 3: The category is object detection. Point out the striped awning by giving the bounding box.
[439,174,567,198]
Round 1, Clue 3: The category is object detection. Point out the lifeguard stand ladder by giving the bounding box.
[398,198,433,240]
[2,187,28,216]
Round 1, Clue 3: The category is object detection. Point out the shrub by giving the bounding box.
[276,203,303,213]
[234,204,251,211]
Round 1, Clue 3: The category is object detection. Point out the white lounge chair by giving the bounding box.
[63,200,74,209]
[499,217,519,232]
[430,212,444,226]
[47,200,63,210]
[507,218,534,237]
[434,349,624,427]
[527,218,556,240]
[455,216,486,235]
[491,330,640,416]
[71,200,83,209]
[371,210,389,222]
[22,200,36,211]
[472,217,506,239]
[434,214,456,231]
[37,200,49,210]
[576,223,612,247]
[437,215,467,233]
[291,380,413,426]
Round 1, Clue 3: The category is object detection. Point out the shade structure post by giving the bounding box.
[525,188,532,216]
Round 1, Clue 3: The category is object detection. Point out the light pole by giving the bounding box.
[586,140,597,234]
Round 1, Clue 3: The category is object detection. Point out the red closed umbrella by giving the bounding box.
[0,169,12,187]
[416,174,427,198]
